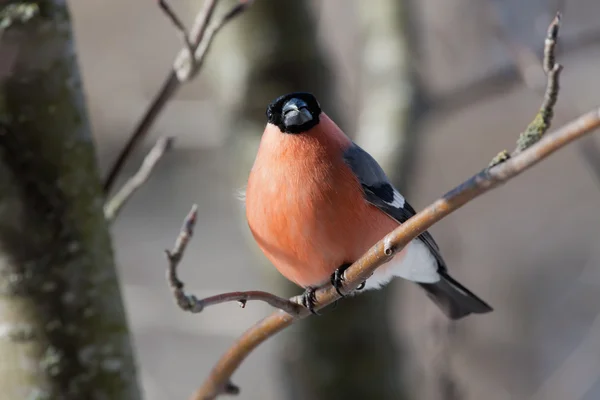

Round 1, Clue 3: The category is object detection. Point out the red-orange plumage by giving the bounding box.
[245,113,402,288]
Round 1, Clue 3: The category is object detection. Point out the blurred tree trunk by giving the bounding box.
[205,1,423,399]
[354,1,462,397]
[351,1,431,400]
[354,0,424,191]
[0,2,140,399]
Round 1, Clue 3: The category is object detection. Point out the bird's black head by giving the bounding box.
[266,92,321,134]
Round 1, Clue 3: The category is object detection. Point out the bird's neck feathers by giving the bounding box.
[258,113,351,163]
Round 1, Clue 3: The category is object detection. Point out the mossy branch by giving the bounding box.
[490,12,563,167]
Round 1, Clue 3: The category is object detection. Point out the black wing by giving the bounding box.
[343,143,447,272]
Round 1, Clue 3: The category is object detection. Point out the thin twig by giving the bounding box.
[174,0,253,82]
[102,0,251,195]
[489,12,562,167]
[171,0,218,82]
[515,12,562,154]
[165,206,303,316]
[543,12,561,75]
[164,206,241,396]
[158,0,195,60]
[104,137,174,221]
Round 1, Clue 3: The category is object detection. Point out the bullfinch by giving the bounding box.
[245,92,493,319]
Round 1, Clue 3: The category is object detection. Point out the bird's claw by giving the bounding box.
[331,263,366,296]
[301,286,319,315]
[331,263,351,297]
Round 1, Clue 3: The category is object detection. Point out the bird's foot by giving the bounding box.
[331,263,367,296]
[301,286,319,315]
[331,263,352,297]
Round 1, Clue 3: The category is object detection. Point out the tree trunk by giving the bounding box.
[0,2,141,399]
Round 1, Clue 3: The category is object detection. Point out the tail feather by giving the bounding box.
[418,270,493,320]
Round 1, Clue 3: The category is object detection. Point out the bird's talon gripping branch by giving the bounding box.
[330,263,352,297]
[223,381,240,395]
[301,287,319,315]
[356,281,366,291]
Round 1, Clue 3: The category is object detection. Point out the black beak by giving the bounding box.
[282,98,313,129]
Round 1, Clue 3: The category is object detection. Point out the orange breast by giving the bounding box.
[245,121,399,288]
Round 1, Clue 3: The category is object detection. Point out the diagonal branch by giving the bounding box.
[191,107,600,400]
[104,137,174,222]
[165,205,303,316]
[102,0,252,195]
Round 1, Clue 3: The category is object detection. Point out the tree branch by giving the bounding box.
[490,12,562,166]
[104,137,174,222]
[190,107,600,400]
[514,13,562,152]
[168,13,600,399]
[102,0,252,195]
[172,0,253,82]
[165,205,303,316]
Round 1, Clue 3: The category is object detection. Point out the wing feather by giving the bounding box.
[343,143,447,271]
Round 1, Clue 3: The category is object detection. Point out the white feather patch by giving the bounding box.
[388,189,405,208]
[235,186,247,202]
[362,239,440,290]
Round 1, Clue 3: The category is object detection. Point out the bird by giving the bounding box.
[244,92,493,319]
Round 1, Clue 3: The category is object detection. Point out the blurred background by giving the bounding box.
[9,0,600,399]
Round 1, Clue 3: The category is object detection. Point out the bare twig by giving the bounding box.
[165,206,303,316]
[179,17,600,399]
[163,206,241,396]
[102,0,251,195]
[173,0,253,82]
[103,137,173,222]
[158,0,195,59]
